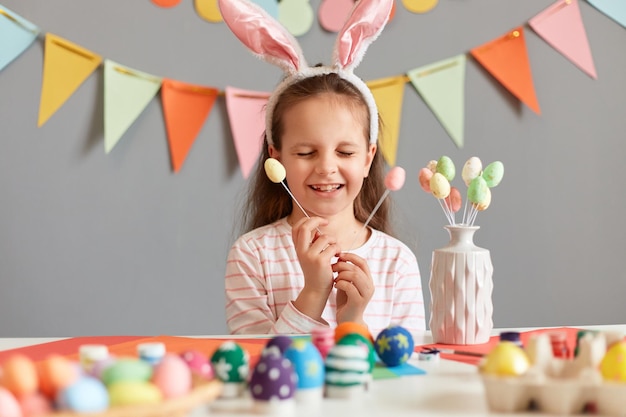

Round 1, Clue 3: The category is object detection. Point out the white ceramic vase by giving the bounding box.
[429,225,494,344]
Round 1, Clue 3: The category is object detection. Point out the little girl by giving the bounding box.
[220,0,425,337]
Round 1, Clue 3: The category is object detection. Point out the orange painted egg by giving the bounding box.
[37,355,79,399]
[1,354,38,397]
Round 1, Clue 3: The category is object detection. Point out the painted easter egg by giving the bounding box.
[324,340,370,394]
[445,186,462,213]
[249,347,296,408]
[152,354,192,399]
[0,387,21,417]
[436,155,455,181]
[108,381,162,406]
[337,333,376,373]
[426,159,438,173]
[481,341,530,376]
[430,172,450,199]
[418,167,433,193]
[482,161,504,188]
[467,176,489,204]
[265,335,294,355]
[374,325,415,367]
[180,350,214,382]
[334,322,373,344]
[599,340,626,382]
[37,355,80,399]
[101,359,152,386]
[56,376,109,413]
[473,187,492,211]
[283,339,324,393]
[462,156,482,186]
[18,393,52,416]
[211,341,249,384]
[264,158,286,183]
[1,354,38,397]
[384,166,406,191]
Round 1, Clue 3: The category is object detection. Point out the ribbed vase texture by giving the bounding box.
[429,225,494,344]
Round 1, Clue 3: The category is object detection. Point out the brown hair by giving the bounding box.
[240,73,393,236]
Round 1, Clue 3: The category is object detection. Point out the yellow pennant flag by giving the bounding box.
[38,33,102,127]
[367,75,407,167]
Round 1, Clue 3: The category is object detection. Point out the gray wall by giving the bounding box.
[1,0,624,337]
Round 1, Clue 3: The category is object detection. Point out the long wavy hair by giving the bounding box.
[240,72,393,236]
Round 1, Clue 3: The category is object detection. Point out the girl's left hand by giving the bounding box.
[332,252,374,325]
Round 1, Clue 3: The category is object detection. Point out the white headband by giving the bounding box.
[218,0,393,146]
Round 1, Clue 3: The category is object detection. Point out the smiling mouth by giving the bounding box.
[310,184,343,192]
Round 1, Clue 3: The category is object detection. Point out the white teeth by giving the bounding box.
[312,184,340,192]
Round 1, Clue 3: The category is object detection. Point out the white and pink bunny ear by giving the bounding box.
[218,0,307,75]
[333,0,394,72]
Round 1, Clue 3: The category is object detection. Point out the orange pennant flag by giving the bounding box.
[470,27,541,115]
[38,33,102,127]
[367,75,407,167]
[161,79,219,173]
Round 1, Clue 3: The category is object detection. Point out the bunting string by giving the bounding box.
[0,0,623,174]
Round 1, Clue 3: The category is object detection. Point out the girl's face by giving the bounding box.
[269,93,376,221]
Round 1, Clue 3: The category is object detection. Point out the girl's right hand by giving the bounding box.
[291,217,340,321]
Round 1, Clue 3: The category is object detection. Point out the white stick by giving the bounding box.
[280,182,322,235]
[347,189,390,251]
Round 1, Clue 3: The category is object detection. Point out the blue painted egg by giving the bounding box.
[284,339,324,390]
[56,376,109,412]
[374,325,414,367]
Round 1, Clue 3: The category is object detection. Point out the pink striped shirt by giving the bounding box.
[225,218,425,338]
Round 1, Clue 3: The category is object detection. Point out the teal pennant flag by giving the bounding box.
[0,5,40,71]
[586,0,626,28]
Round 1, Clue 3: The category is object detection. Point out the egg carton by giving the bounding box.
[481,331,626,416]
[50,380,222,417]
[482,373,626,415]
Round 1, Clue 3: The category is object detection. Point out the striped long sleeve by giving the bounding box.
[224,218,425,337]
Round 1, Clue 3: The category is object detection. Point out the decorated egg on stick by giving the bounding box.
[462,156,482,186]
[482,161,504,188]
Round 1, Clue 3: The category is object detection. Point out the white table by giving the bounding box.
[1,325,624,417]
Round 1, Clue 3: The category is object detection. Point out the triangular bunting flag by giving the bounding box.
[161,79,218,173]
[0,5,40,72]
[470,27,541,115]
[586,0,626,28]
[103,60,162,153]
[529,0,597,79]
[224,86,269,179]
[38,33,102,127]
[367,75,407,167]
[407,54,466,149]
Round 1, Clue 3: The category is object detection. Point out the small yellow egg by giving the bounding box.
[600,341,626,382]
[481,341,530,376]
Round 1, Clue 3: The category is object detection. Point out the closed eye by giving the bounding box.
[296,151,314,157]
[338,151,355,156]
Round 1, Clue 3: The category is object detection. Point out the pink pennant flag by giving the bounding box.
[529,0,597,79]
[224,86,270,179]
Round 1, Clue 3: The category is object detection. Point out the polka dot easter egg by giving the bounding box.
[249,347,297,414]
[600,340,626,382]
[375,325,415,367]
[210,341,250,398]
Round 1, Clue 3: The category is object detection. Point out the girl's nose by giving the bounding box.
[315,154,337,175]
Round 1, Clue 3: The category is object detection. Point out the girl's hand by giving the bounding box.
[332,252,374,325]
[292,217,340,321]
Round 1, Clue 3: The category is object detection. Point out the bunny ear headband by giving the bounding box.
[218,0,394,146]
